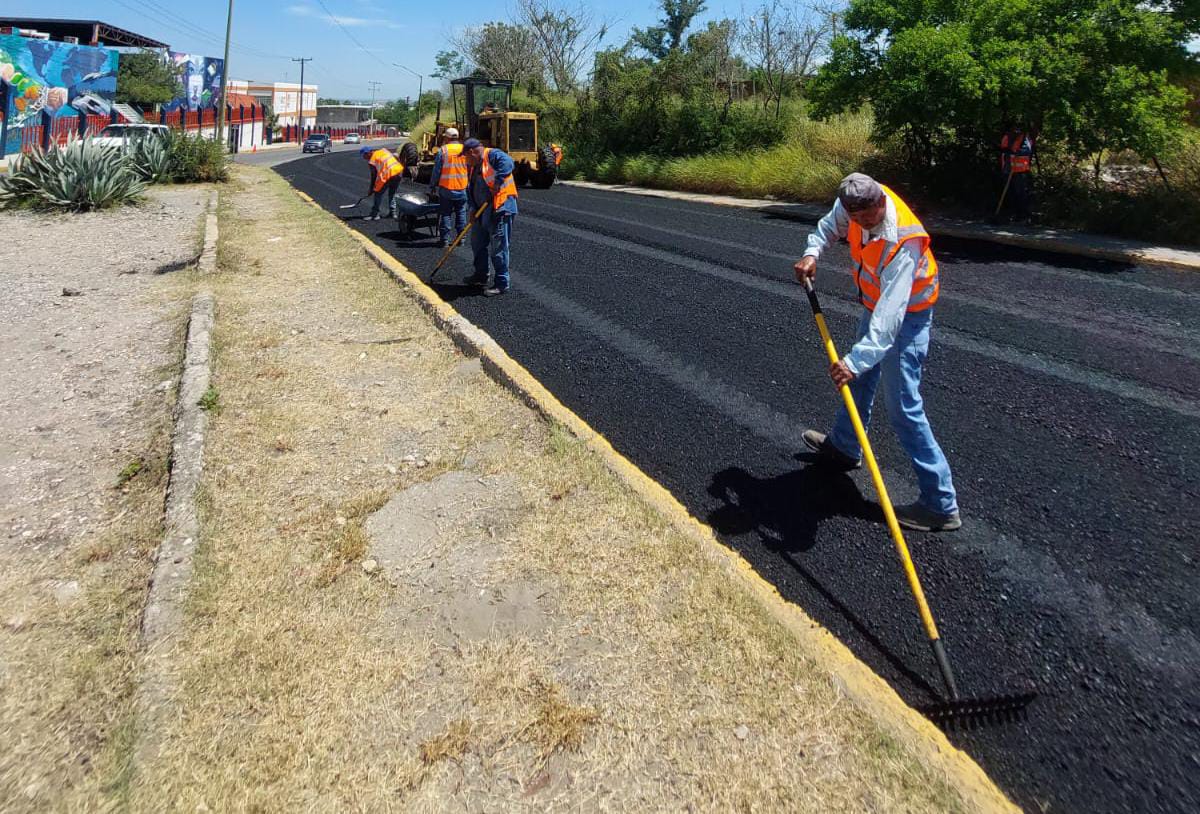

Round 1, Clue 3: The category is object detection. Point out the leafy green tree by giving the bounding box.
[432,50,468,80]
[116,51,182,108]
[811,0,1198,166]
[630,0,708,59]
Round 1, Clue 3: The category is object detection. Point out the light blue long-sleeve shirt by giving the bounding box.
[803,197,921,375]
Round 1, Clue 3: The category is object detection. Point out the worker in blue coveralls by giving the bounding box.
[426,127,468,248]
[462,138,518,297]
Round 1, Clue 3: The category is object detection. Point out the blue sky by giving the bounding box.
[5,1,739,100]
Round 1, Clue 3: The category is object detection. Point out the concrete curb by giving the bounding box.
[134,291,214,767]
[198,190,219,274]
[289,185,1019,813]
[561,179,1200,272]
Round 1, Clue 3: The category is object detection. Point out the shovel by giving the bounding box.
[800,278,1034,728]
[339,195,368,210]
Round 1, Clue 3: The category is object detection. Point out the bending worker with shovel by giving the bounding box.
[794,173,960,532]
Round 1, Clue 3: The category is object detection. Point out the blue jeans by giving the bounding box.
[370,176,400,217]
[828,308,959,515]
[470,209,514,289]
[436,188,467,243]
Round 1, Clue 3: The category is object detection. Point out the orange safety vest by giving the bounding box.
[999,132,1032,173]
[480,148,518,209]
[438,142,469,191]
[847,185,939,313]
[370,149,403,191]
[551,143,563,166]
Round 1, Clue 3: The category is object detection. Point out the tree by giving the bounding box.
[631,0,708,59]
[432,50,467,80]
[453,22,544,87]
[740,1,834,118]
[116,51,182,109]
[517,0,610,92]
[810,0,1198,167]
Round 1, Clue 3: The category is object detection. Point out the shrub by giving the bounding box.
[166,131,229,183]
[0,137,145,211]
[127,134,171,184]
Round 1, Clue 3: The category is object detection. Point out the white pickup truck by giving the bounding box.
[91,123,170,148]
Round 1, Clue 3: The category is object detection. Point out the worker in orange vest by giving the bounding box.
[998,124,1036,222]
[361,145,404,221]
[462,138,518,297]
[427,127,468,248]
[794,173,960,532]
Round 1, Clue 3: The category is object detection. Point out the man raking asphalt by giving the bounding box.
[798,173,1034,727]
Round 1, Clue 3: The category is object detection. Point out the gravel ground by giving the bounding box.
[0,188,205,554]
[0,186,207,809]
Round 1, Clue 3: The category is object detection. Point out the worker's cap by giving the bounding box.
[462,138,482,151]
[837,172,884,211]
[359,146,373,157]
[444,127,459,138]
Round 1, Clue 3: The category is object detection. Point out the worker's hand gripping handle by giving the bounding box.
[800,279,958,699]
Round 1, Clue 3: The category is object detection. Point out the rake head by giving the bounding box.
[918,691,1037,730]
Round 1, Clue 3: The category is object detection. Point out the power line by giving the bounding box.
[311,0,392,69]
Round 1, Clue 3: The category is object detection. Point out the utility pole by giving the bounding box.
[393,63,423,125]
[216,0,234,147]
[292,57,311,144]
[368,80,382,109]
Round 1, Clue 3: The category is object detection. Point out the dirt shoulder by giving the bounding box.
[127,165,993,811]
[0,186,207,809]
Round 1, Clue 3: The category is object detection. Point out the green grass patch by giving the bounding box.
[197,386,221,413]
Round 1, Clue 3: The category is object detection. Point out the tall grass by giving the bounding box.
[575,111,872,202]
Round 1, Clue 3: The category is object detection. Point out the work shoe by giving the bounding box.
[464,275,488,287]
[893,502,962,533]
[483,286,508,297]
[437,239,448,248]
[802,430,860,471]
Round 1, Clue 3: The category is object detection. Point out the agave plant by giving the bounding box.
[126,133,171,184]
[0,136,145,211]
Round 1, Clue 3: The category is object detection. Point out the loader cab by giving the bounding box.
[451,77,514,145]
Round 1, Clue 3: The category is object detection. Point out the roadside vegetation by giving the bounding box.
[0,130,228,212]
[428,0,1200,244]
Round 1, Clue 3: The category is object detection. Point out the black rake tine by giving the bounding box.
[918,691,1038,730]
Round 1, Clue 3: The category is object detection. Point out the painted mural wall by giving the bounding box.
[0,34,120,155]
[162,52,223,112]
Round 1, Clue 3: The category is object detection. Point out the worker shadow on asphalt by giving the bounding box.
[426,280,490,302]
[706,461,940,697]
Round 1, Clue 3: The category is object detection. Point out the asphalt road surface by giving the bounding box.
[277,149,1200,813]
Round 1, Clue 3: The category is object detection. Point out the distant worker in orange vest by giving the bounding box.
[550,143,563,167]
[462,138,518,297]
[998,123,1036,222]
[794,173,960,532]
[360,145,404,221]
[427,127,468,248]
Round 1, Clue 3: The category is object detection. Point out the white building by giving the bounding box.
[228,80,318,128]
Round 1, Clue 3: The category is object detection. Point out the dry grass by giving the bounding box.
[124,165,979,812]
[0,341,186,812]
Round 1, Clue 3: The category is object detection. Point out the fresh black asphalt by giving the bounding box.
[276,148,1200,813]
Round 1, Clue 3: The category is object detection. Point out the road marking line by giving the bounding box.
[561,179,1200,274]
[529,198,1200,355]
[525,215,1200,421]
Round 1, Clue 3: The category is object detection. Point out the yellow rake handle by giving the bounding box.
[432,201,489,274]
[802,279,942,645]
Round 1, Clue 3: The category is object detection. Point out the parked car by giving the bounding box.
[92,123,169,149]
[303,133,332,154]
[344,133,361,144]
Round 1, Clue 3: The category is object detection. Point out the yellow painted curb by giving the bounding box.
[289,185,1019,813]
